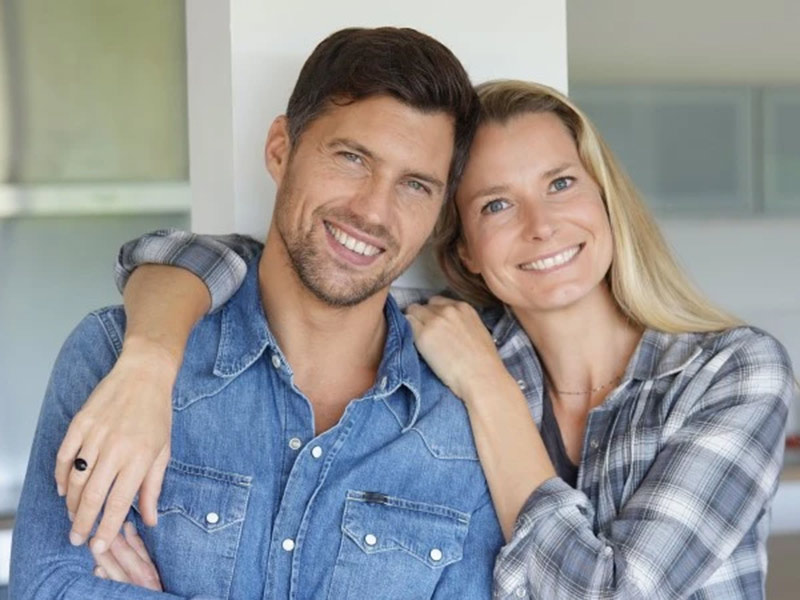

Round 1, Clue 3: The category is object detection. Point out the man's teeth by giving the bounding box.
[326,223,381,257]
[521,245,580,271]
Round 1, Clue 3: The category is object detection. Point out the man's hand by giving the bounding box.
[54,338,176,552]
[92,522,163,591]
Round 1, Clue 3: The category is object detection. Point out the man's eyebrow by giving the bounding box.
[328,137,445,192]
[328,138,375,161]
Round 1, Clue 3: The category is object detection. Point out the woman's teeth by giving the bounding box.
[521,245,580,271]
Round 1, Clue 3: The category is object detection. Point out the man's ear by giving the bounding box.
[265,115,291,184]
[457,238,480,275]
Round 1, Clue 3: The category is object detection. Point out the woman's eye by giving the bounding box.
[481,198,510,214]
[549,176,575,192]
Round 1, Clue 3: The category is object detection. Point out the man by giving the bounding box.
[11,27,504,599]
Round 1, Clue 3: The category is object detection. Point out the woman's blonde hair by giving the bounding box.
[433,79,741,333]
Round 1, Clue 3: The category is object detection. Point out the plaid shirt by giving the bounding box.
[117,230,795,600]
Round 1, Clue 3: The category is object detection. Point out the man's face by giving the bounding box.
[267,95,455,307]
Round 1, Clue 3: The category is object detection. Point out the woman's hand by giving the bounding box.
[405,296,508,402]
[91,522,163,591]
[55,338,175,552]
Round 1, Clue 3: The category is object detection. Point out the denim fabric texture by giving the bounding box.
[11,254,503,599]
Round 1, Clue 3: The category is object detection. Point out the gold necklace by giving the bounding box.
[547,373,622,396]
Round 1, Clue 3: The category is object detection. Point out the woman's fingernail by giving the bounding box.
[57,484,65,497]
[94,566,107,578]
[67,511,74,522]
[92,538,107,554]
[69,531,85,546]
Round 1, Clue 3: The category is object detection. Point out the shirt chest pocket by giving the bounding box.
[131,459,251,600]
[328,490,470,600]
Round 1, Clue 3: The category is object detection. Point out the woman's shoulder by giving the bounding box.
[646,325,791,370]
[694,325,792,369]
[651,326,795,410]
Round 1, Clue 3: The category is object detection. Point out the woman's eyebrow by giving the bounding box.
[541,162,575,179]
[470,184,510,200]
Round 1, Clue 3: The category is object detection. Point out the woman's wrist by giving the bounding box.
[460,368,524,413]
[119,335,183,382]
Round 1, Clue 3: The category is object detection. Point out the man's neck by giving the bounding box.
[257,230,389,432]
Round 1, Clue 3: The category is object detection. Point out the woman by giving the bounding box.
[56,81,794,598]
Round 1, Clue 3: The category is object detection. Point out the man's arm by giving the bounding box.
[11,312,213,599]
[54,231,262,553]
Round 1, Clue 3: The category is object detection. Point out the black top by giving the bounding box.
[540,387,579,488]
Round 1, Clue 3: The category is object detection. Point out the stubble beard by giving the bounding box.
[274,170,407,308]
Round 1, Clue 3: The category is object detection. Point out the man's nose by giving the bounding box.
[349,177,394,225]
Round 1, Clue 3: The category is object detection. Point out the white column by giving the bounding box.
[185,0,568,284]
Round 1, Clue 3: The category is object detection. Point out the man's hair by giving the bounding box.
[286,27,479,200]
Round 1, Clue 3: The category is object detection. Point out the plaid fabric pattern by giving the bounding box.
[115,229,260,312]
[485,307,794,599]
[117,231,795,599]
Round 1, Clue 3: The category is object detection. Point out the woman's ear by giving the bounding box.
[265,115,291,184]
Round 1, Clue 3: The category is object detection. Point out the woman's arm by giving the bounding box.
[55,229,262,554]
[493,333,792,599]
[406,296,556,539]
[409,301,793,599]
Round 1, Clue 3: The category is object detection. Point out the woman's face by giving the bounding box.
[455,111,613,315]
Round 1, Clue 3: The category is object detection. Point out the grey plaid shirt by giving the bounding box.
[116,229,795,600]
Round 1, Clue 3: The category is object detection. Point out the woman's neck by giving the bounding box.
[514,284,643,411]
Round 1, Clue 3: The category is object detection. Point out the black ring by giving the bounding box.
[74,457,89,472]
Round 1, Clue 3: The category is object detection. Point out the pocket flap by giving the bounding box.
[341,490,470,568]
[132,458,251,532]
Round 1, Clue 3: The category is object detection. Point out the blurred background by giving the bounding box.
[0,1,797,598]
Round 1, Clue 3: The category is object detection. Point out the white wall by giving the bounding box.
[568,0,800,83]
[187,0,568,289]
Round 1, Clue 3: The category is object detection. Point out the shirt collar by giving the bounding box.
[488,306,704,384]
[213,254,423,424]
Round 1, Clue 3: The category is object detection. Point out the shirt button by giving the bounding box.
[515,587,526,598]
[429,548,443,562]
[205,512,219,525]
[516,379,526,391]
[282,538,295,552]
[379,376,388,390]
[589,439,600,450]
[271,354,281,369]
[288,437,302,450]
[604,545,613,556]
[364,534,377,546]
[311,446,323,459]
[492,337,499,345]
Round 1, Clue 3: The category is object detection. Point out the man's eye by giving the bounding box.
[549,176,575,192]
[340,152,363,164]
[406,180,431,194]
[481,198,510,214]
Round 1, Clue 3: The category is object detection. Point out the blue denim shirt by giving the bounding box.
[11,254,503,599]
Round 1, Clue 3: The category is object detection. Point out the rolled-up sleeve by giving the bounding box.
[114,229,262,312]
[493,332,794,599]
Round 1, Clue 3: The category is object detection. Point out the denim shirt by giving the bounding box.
[11,254,503,600]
